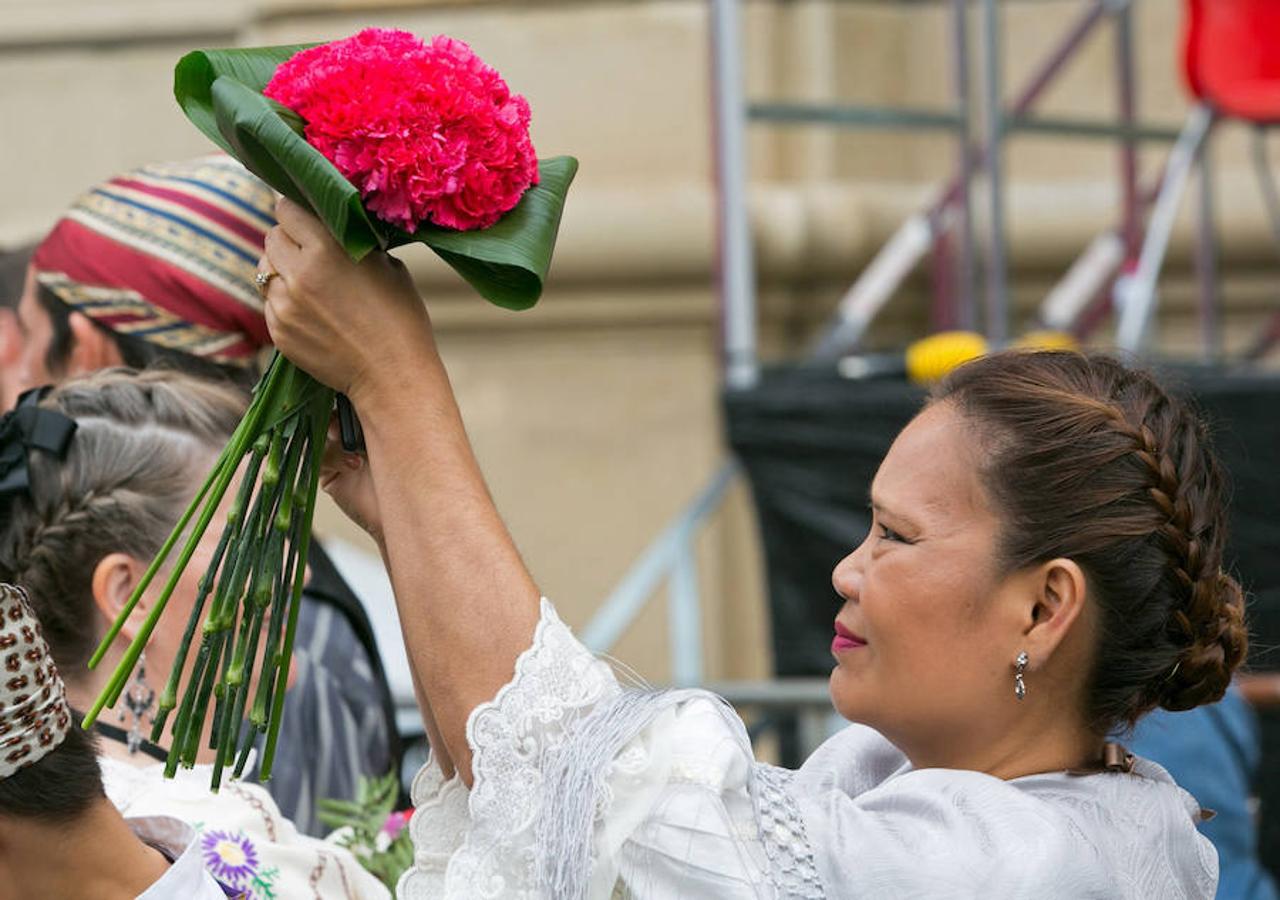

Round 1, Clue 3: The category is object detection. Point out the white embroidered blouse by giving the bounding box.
[102,754,390,900]
[398,600,1218,900]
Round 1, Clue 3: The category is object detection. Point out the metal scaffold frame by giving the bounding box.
[584,0,1202,755]
[717,0,1188,371]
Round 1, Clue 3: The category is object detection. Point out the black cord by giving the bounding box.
[71,708,170,764]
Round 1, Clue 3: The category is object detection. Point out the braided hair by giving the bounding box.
[0,368,245,673]
[933,351,1247,732]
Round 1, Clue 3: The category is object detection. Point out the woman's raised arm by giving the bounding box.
[262,197,541,785]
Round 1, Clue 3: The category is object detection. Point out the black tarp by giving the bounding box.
[724,363,1280,869]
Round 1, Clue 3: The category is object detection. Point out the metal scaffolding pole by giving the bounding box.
[980,0,1009,345]
[950,0,978,331]
[710,0,758,390]
[1195,137,1222,362]
[1114,0,1141,264]
[1116,104,1215,353]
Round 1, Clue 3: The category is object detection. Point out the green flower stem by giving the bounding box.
[86,354,284,675]
[213,420,299,734]
[207,609,240,749]
[85,454,240,724]
[84,356,291,726]
[232,723,260,779]
[212,601,264,790]
[207,433,279,636]
[208,617,239,751]
[234,423,305,761]
[167,630,222,776]
[182,626,232,767]
[152,442,268,743]
[207,441,279,749]
[184,446,273,762]
[260,400,329,781]
[85,421,239,670]
[249,507,302,731]
[89,352,341,788]
[150,519,232,744]
[226,529,272,684]
[262,429,284,492]
[163,630,215,775]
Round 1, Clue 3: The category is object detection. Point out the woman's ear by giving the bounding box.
[66,312,124,376]
[90,552,149,642]
[1021,557,1089,667]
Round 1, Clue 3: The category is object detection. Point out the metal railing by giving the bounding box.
[572,460,836,757]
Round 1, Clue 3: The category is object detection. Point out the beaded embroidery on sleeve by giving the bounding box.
[751,763,826,899]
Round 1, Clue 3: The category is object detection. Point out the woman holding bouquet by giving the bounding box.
[261,197,1241,898]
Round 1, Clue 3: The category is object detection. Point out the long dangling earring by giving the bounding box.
[1014,651,1029,701]
[121,650,156,754]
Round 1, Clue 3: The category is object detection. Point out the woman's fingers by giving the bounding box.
[260,270,290,338]
[263,227,302,278]
[320,417,365,476]
[274,196,333,248]
[257,200,440,398]
[316,415,382,541]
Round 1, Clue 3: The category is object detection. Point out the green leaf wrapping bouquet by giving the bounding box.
[83,29,577,791]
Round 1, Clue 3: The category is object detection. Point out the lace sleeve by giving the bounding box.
[398,753,471,897]
[398,599,826,900]
[399,598,622,899]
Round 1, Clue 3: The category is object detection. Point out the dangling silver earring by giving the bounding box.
[120,651,156,755]
[1014,651,1029,701]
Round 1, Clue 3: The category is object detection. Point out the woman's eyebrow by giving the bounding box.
[868,495,919,529]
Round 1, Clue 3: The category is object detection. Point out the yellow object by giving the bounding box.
[1012,329,1079,352]
[905,331,989,384]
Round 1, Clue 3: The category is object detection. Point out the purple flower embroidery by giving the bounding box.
[201,829,260,886]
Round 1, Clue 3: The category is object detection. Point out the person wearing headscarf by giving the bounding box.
[0,245,32,420]
[10,156,272,405]
[7,156,401,834]
[0,581,241,898]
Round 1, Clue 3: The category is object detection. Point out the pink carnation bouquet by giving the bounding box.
[85,29,576,790]
[266,29,539,233]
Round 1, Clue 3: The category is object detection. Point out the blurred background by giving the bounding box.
[3,0,1279,877]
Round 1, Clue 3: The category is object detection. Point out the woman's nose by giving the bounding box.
[831,539,867,602]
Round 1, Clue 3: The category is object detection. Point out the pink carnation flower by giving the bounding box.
[265,29,539,232]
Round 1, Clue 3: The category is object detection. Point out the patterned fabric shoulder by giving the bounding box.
[750,763,826,900]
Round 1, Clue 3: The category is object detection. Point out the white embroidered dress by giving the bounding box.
[398,600,1218,900]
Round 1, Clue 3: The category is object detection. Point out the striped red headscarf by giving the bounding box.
[32,156,274,366]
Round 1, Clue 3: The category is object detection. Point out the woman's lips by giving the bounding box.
[832,621,867,654]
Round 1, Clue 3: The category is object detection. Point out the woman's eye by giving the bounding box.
[878,524,909,544]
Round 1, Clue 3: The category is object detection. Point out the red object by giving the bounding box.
[32,156,273,365]
[1183,0,1280,123]
[265,30,539,234]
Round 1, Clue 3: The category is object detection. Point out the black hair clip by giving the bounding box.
[0,387,77,511]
